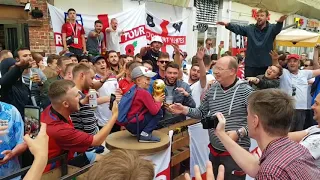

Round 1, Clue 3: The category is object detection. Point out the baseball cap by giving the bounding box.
[287,54,300,60]
[92,55,105,64]
[64,52,75,57]
[151,35,163,44]
[131,66,157,79]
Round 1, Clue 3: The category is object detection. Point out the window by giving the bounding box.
[195,0,219,24]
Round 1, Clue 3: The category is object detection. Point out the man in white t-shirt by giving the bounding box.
[182,47,207,107]
[106,18,124,53]
[92,56,119,130]
[289,93,320,168]
[273,53,320,131]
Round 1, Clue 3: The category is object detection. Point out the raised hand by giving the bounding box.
[196,47,205,62]
[276,15,288,23]
[217,21,227,26]
[184,161,225,180]
[169,103,186,115]
[269,50,280,61]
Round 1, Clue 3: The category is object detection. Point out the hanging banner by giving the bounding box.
[145,130,173,180]
[48,4,188,57]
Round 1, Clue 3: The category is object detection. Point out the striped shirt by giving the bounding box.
[256,137,320,180]
[70,104,99,151]
[187,80,253,151]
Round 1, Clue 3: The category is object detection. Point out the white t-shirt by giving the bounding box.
[300,125,320,168]
[94,77,119,126]
[280,69,313,110]
[106,28,121,52]
[183,74,215,107]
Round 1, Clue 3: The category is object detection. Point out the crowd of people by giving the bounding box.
[0,7,320,180]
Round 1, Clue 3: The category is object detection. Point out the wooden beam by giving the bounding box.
[171,147,190,167]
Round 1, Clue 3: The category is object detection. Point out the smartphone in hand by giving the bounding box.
[109,94,116,110]
[24,106,41,139]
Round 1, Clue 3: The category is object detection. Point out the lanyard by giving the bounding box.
[70,23,77,36]
[96,31,102,45]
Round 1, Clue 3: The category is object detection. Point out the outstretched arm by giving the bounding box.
[217,21,248,36]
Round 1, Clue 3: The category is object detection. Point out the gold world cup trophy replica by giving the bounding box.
[152,79,166,106]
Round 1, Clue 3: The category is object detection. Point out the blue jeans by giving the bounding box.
[126,110,163,134]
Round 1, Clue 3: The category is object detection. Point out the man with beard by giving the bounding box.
[157,62,196,128]
[183,47,207,107]
[107,50,125,79]
[141,36,163,72]
[217,9,287,77]
[272,49,320,131]
[87,20,106,56]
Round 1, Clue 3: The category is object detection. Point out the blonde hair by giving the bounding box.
[87,149,155,180]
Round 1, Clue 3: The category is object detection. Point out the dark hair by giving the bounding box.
[248,89,294,136]
[191,56,197,65]
[205,38,213,43]
[224,51,232,56]
[108,50,118,57]
[135,53,142,59]
[48,80,75,103]
[67,8,76,13]
[119,54,127,58]
[95,20,103,25]
[203,54,211,66]
[143,60,153,68]
[274,64,283,77]
[165,62,179,71]
[128,62,142,72]
[47,54,61,64]
[14,47,30,58]
[211,54,218,60]
[191,63,199,69]
[159,52,170,60]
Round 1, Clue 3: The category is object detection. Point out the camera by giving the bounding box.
[24,3,31,12]
[201,115,219,129]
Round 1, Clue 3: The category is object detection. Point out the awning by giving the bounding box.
[276,28,320,47]
[232,0,320,19]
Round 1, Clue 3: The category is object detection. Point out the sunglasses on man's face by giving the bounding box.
[159,61,169,64]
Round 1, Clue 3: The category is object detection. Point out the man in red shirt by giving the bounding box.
[62,8,87,56]
[41,79,118,171]
[118,61,141,94]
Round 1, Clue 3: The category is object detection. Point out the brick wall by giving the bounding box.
[28,0,56,54]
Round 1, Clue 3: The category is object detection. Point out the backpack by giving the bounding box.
[117,85,138,125]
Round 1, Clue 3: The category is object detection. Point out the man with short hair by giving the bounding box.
[43,54,60,76]
[272,49,320,131]
[87,20,106,56]
[141,36,163,72]
[0,50,13,62]
[108,50,125,79]
[152,52,170,80]
[170,56,253,180]
[0,48,33,117]
[62,8,87,56]
[205,38,216,55]
[106,18,123,53]
[217,9,287,77]
[70,64,99,141]
[41,79,118,171]
[214,89,320,179]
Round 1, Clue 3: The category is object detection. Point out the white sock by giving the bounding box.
[140,131,148,136]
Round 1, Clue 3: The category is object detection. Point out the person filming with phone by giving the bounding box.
[169,56,253,180]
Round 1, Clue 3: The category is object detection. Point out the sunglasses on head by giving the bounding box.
[159,61,169,64]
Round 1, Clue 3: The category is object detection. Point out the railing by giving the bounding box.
[0,152,68,180]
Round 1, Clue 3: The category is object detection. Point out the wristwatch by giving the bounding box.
[100,79,106,84]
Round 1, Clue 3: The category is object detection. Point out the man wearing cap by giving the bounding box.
[140,35,163,72]
[271,50,320,131]
[126,66,164,142]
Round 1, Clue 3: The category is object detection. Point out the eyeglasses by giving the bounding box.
[213,66,230,72]
[159,61,169,64]
[292,86,296,96]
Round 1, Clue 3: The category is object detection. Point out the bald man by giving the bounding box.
[169,56,253,180]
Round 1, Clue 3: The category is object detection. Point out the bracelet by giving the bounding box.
[100,79,105,84]
[236,129,241,139]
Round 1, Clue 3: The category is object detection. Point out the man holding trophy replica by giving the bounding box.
[124,66,165,142]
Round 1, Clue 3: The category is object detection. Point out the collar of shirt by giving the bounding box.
[259,136,288,165]
[255,21,270,31]
[49,106,70,124]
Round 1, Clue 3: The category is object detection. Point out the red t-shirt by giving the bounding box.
[127,88,162,122]
[119,78,135,94]
[41,105,93,172]
[61,22,85,49]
